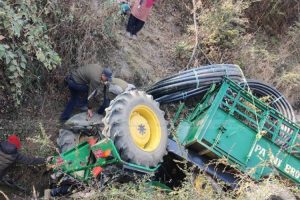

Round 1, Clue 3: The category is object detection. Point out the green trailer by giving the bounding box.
[175,77,299,185]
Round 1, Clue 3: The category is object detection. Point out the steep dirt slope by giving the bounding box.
[0,2,186,198]
[106,3,185,87]
[1,1,185,131]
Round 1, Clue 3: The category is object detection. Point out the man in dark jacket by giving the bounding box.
[87,69,136,118]
[60,64,104,121]
[0,135,46,180]
[61,64,135,120]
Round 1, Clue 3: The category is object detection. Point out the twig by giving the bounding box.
[185,0,199,70]
[32,185,37,200]
[0,190,9,200]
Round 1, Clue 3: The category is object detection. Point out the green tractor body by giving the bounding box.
[52,139,158,182]
[51,78,299,187]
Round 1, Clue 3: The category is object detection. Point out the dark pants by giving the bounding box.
[51,184,71,197]
[97,97,110,115]
[126,14,145,35]
[60,77,89,121]
[97,84,110,115]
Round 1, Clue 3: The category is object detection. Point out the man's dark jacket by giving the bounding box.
[0,141,45,179]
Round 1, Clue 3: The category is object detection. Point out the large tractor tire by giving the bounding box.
[102,90,168,167]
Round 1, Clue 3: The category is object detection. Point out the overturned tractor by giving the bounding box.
[49,64,299,197]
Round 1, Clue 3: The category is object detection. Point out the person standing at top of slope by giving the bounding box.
[126,0,157,39]
[118,0,131,15]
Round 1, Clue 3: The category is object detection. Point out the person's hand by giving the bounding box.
[87,109,93,119]
[46,156,54,163]
[46,156,54,170]
[46,163,56,170]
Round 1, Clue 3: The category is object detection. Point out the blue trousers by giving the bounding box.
[60,78,89,121]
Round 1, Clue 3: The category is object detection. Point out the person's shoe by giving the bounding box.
[132,34,137,40]
[126,32,132,38]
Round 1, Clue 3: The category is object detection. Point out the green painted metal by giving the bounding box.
[52,138,159,182]
[172,103,185,125]
[188,83,217,122]
[175,84,218,144]
[52,141,92,181]
[177,78,300,185]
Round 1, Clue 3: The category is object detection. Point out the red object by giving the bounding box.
[93,149,111,159]
[132,0,155,22]
[56,157,64,164]
[102,150,111,158]
[55,157,64,167]
[146,0,155,8]
[7,134,21,149]
[92,166,103,177]
[88,138,97,146]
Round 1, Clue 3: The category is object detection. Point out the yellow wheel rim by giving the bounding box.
[129,105,161,152]
[194,175,214,194]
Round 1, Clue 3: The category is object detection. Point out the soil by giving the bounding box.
[1,1,298,198]
[0,2,185,198]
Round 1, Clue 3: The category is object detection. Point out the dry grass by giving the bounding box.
[1,0,299,199]
[176,0,300,110]
[59,162,300,200]
[238,20,300,107]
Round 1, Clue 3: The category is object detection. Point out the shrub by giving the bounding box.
[198,0,249,49]
[0,0,61,105]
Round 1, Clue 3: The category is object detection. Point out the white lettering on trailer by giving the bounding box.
[254,144,299,181]
[254,144,266,157]
[284,164,300,179]
[254,144,283,168]
[269,154,282,168]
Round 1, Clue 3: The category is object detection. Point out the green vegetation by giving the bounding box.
[0,0,299,199]
[197,0,248,49]
[0,0,61,105]
[178,0,300,107]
